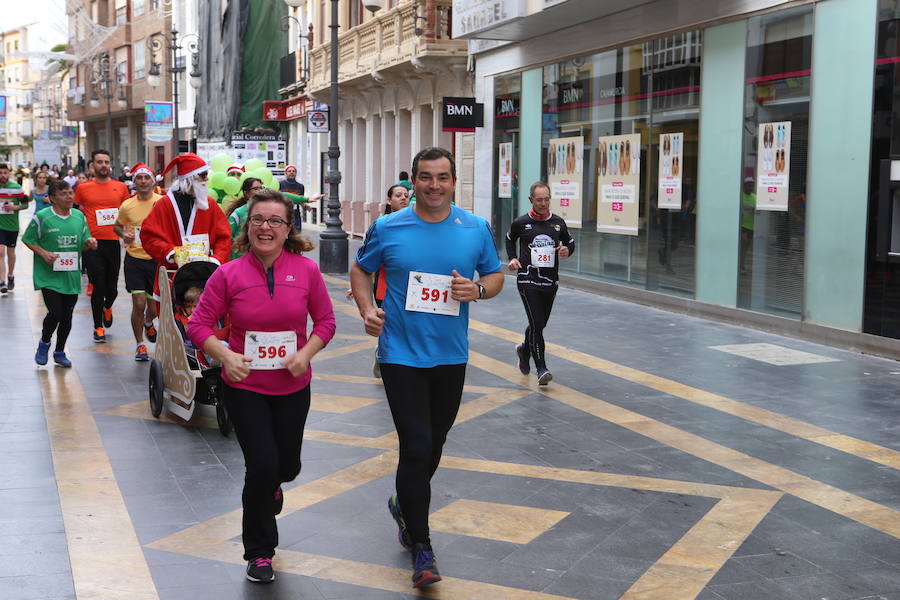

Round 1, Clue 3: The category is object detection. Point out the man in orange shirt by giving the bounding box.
[114,163,162,361]
[74,149,130,343]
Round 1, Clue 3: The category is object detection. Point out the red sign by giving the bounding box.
[262,97,310,121]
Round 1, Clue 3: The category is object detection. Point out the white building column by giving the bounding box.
[366,114,380,204]
[396,109,412,176]
[381,110,396,197]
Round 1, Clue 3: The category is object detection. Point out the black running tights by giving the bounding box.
[224,383,311,560]
[518,284,558,371]
[83,239,120,328]
[41,289,78,352]
[379,363,466,544]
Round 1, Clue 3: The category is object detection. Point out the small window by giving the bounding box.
[134,0,144,17]
[133,42,145,78]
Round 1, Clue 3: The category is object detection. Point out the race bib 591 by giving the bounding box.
[405,271,460,316]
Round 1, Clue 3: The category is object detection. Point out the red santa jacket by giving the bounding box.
[140,191,232,268]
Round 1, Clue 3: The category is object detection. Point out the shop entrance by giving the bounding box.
[864,0,900,338]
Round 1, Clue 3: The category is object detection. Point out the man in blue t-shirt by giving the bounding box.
[351,147,503,589]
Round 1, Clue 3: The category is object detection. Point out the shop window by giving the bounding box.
[538,31,701,295]
[738,6,813,318]
[492,74,521,250]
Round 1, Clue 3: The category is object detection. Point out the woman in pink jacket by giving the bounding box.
[187,188,336,584]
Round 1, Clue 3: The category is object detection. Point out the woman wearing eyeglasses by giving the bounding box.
[187,188,336,584]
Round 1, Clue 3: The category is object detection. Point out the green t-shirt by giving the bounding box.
[0,181,28,232]
[228,204,248,260]
[22,207,91,295]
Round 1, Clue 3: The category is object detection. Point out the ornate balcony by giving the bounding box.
[306,0,466,96]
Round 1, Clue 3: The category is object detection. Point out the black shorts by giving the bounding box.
[0,230,18,247]
[124,254,157,294]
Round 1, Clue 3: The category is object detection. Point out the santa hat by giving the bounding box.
[162,153,209,181]
[131,162,154,178]
[285,164,297,171]
[227,164,245,175]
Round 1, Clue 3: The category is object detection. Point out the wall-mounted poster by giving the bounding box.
[597,133,641,236]
[657,132,683,210]
[756,121,791,211]
[498,142,513,198]
[547,136,583,228]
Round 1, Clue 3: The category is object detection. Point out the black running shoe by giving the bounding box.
[7,275,14,291]
[388,494,413,551]
[537,368,553,386]
[515,344,530,375]
[411,542,441,588]
[246,557,274,583]
[144,322,157,343]
[0,282,7,295]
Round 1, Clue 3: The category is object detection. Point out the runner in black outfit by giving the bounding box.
[505,181,575,385]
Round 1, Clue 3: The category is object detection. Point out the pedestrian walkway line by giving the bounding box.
[147,431,781,599]
[468,319,900,471]
[21,282,159,599]
[440,455,783,600]
[468,351,900,541]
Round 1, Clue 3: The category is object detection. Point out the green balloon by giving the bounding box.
[223,177,241,196]
[209,171,227,189]
[264,174,277,189]
[239,172,251,185]
[211,153,232,173]
[244,158,264,171]
[251,168,269,183]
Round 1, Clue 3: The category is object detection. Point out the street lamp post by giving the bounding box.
[148,28,202,155]
[318,0,348,274]
[89,52,127,154]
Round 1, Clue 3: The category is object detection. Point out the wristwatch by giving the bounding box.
[477,283,486,300]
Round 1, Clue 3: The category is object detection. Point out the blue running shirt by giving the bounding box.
[356,205,502,367]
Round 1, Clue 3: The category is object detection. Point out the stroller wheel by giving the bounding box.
[216,403,232,437]
[149,359,165,418]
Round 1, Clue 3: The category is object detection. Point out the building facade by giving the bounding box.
[275,0,471,234]
[66,0,201,175]
[462,0,900,346]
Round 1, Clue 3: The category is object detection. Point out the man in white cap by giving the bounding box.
[114,162,163,361]
[140,153,232,270]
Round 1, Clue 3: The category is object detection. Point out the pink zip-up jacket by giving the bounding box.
[187,249,336,395]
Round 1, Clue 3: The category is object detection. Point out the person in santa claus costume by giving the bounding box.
[140,153,232,272]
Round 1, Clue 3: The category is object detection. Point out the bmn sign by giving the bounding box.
[442,97,485,132]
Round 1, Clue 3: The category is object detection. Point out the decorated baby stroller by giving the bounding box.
[148,261,232,436]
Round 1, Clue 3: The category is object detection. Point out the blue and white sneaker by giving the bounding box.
[53,352,72,368]
[35,340,51,365]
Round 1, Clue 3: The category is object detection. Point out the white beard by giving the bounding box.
[192,180,209,210]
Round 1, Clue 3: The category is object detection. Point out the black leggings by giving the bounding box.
[40,289,78,352]
[380,363,466,544]
[83,239,120,328]
[224,383,311,560]
[518,284,558,371]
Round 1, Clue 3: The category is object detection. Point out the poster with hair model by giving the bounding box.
[498,143,513,199]
[597,133,640,236]
[547,136,583,228]
[657,132,683,210]
[755,121,791,211]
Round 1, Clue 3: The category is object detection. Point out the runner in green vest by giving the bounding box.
[22,180,98,367]
[0,163,29,294]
